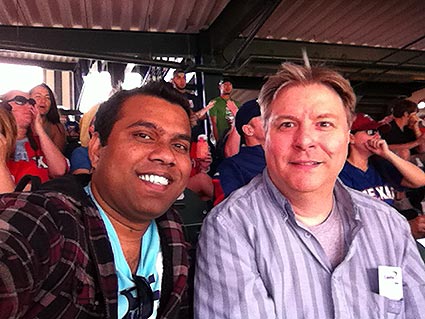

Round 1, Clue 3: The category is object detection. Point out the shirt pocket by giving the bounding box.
[368,291,404,319]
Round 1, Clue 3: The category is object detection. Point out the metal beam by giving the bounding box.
[0,55,76,71]
[0,25,197,63]
[1,25,425,85]
[199,0,281,62]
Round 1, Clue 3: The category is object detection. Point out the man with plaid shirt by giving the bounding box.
[0,82,192,319]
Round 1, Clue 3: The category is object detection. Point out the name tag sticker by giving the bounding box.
[378,266,403,301]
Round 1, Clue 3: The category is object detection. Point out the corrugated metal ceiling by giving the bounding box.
[255,0,425,50]
[1,0,425,109]
[0,0,423,50]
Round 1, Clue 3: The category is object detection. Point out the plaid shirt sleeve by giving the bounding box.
[0,190,118,318]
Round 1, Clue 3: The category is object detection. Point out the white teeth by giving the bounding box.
[139,174,169,186]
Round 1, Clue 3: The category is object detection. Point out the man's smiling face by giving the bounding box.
[90,94,192,223]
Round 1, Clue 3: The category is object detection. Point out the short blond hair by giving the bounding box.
[259,63,356,131]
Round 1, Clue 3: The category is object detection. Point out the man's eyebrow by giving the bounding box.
[175,134,191,142]
[127,121,157,130]
[272,114,298,121]
[317,113,338,119]
[127,121,191,141]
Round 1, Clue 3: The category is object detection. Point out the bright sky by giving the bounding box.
[0,63,43,95]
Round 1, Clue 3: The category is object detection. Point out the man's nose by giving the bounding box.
[149,143,176,166]
[293,126,316,150]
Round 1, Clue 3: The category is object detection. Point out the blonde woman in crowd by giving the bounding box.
[0,102,17,193]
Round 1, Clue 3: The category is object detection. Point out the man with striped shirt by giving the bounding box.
[195,63,425,319]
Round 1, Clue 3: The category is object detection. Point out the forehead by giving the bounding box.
[117,94,190,128]
[5,90,28,99]
[173,72,185,79]
[31,86,49,94]
[271,84,345,117]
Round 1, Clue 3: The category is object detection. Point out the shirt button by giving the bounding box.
[305,232,311,238]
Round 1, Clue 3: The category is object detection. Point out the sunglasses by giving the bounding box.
[7,95,36,106]
[351,129,378,136]
[121,276,154,319]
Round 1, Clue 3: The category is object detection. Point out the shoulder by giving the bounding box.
[342,182,407,226]
[206,175,269,225]
[48,121,66,135]
[71,147,89,162]
[217,155,239,173]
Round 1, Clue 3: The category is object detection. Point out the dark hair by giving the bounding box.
[30,83,61,124]
[95,81,191,146]
[173,69,185,77]
[391,99,418,118]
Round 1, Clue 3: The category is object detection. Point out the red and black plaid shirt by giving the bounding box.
[0,174,189,319]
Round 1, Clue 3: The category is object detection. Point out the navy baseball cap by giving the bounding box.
[235,99,261,136]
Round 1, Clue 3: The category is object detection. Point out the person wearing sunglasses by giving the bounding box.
[339,113,425,239]
[30,84,67,153]
[2,90,68,185]
[0,82,190,318]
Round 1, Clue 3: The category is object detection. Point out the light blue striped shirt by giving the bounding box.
[195,170,425,319]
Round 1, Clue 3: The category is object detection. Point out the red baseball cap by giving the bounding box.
[351,113,389,131]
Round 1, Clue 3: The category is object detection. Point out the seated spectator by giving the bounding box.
[213,99,266,204]
[381,99,425,160]
[339,113,425,238]
[380,99,425,213]
[70,104,99,174]
[0,102,17,193]
[3,90,68,184]
[30,84,67,153]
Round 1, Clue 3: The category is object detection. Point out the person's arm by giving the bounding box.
[194,100,215,121]
[409,117,425,153]
[366,138,425,188]
[0,196,46,318]
[32,107,68,178]
[223,125,241,158]
[194,210,276,318]
[387,139,424,154]
[408,216,425,239]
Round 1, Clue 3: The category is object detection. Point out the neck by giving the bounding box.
[290,193,334,226]
[347,149,369,171]
[90,183,150,241]
[245,135,264,147]
[176,88,185,94]
[394,117,406,130]
[17,127,27,139]
[220,94,230,100]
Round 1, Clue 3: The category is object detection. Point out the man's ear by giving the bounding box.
[349,132,355,144]
[241,124,254,137]
[88,132,103,170]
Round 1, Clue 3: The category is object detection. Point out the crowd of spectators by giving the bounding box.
[1,66,425,318]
